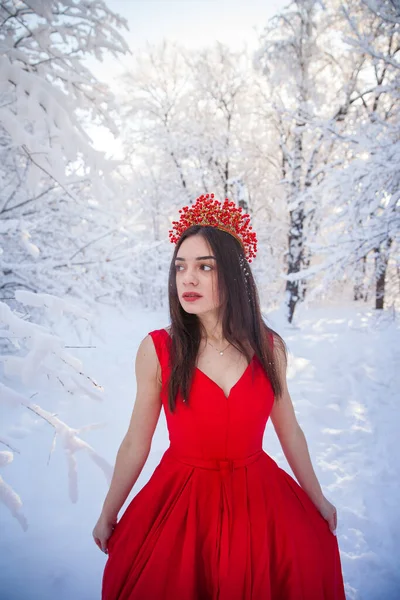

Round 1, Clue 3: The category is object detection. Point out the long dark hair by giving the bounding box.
[165,224,287,413]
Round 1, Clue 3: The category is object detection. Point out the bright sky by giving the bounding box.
[89,0,287,154]
[109,0,286,51]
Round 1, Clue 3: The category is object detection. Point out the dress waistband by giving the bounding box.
[164,448,264,474]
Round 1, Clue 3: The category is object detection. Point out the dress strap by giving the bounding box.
[148,329,171,380]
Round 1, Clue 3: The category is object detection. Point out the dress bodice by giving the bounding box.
[149,328,275,460]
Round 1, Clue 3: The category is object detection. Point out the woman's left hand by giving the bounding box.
[316,496,337,535]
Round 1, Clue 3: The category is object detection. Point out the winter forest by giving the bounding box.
[0,0,399,598]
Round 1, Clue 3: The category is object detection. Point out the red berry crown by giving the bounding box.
[168,193,258,262]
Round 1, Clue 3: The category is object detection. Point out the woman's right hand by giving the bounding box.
[92,514,118,554]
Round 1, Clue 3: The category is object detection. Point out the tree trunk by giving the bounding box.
[286,206,305,323]
[354,255,367,301]
[374,237,393,310]
[285,118,305,323]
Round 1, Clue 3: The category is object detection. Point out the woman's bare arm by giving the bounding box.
[100,333,162,522]
[269,337,325,509]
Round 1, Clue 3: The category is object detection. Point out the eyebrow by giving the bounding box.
[175,255,216,261]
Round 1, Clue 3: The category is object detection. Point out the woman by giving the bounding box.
[94,193,346,599]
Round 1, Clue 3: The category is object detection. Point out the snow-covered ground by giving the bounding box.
[0,303,399,600]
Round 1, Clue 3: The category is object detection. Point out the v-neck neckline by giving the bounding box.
[195,356,255,400]
[161,328,255,400]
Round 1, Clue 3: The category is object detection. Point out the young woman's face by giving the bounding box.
[175,234,221,315]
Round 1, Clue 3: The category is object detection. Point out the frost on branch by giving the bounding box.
[0,0,133,305]
[0,0,129,192]
[0,450,28,531]
[0,290,113,529]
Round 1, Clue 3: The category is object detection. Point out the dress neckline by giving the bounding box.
[161,328,255,400]
[196,357,255,399]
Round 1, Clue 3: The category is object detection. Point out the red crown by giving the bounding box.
[168,193,258,262]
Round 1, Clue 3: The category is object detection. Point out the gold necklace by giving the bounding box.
[207,339,230,356]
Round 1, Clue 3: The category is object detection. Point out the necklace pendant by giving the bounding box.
[220,351,224,355]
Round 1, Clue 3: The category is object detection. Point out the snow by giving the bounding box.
[0,302,399,599]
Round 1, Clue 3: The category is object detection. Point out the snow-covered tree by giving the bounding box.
[254,0,358,321]
[253,0,399,317]
[0,0,129,187]
[0,0,133,304]
[293,0,399,310]
[338,0,399,309]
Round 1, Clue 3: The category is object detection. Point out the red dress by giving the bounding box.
[102,328,346,600]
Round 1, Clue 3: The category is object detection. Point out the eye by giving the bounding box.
[174,264,213,272]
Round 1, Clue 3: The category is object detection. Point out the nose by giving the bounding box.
[182,267,199,286]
